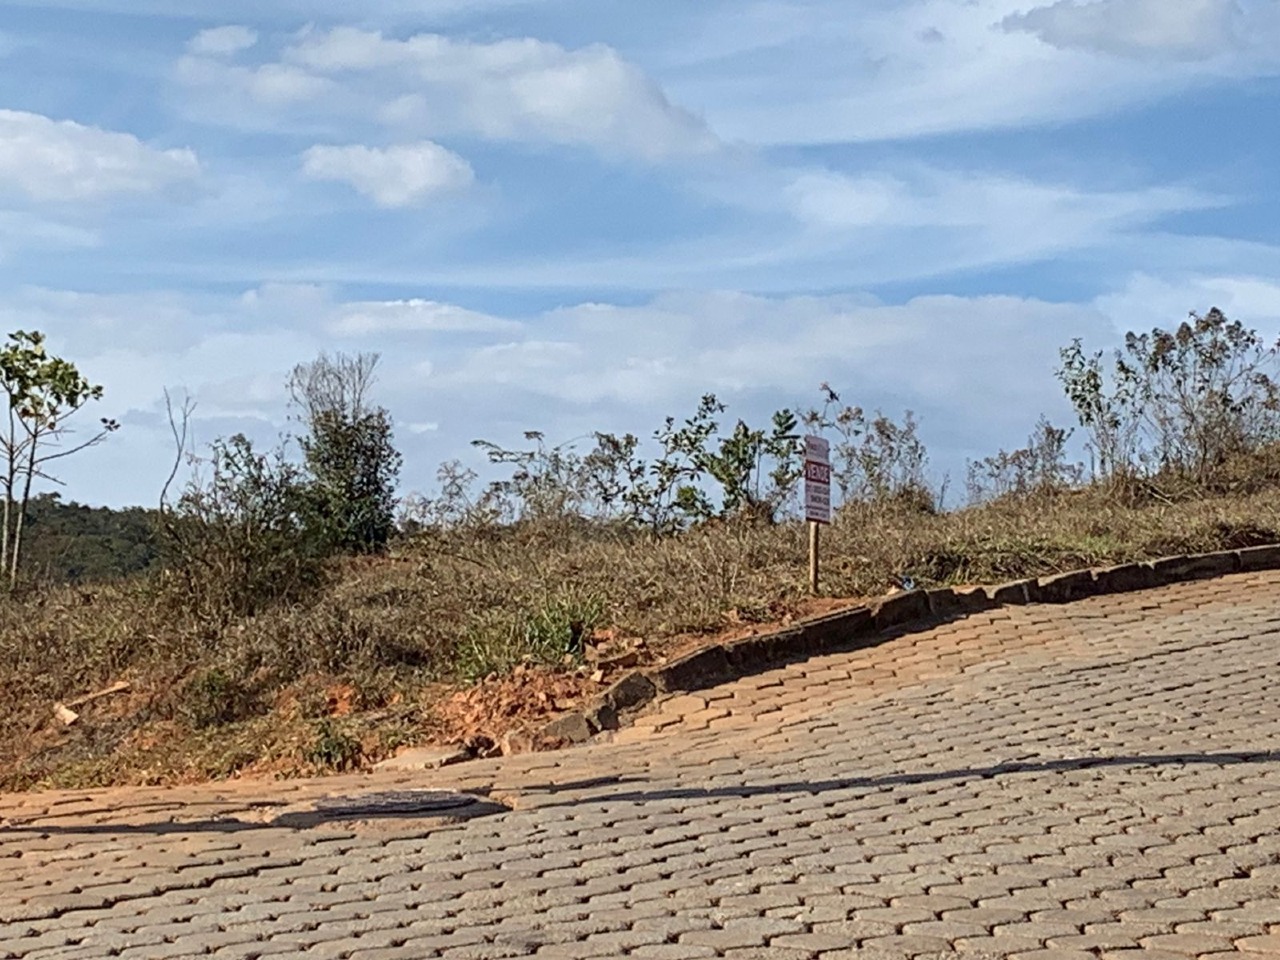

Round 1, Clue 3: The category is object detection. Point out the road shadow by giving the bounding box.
[0,796,511,836]
[528,749,1280,809]
[3,752,1275,836]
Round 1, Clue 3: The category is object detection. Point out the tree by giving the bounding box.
[698,409,801,523]
[0,331,118,586]
[289,352,402,554]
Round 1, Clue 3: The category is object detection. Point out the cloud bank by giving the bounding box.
[178,26,719,162]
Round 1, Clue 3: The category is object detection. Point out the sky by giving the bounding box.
[2,0,1280,508]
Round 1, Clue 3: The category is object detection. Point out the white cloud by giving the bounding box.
[453,163,1214,292]
[0,211,99,258]
[236,281,331,316]
[1,298,304,437]
[1003,0,1243,61]
[188,25,259,57]
[15,0,551,20]
[785,172,925,228]
[3,283,514,395]
[250,63,334,105]
[179,26,719,161]
[8,281,1118,506]
[0,110,200,202]
[327,297,518,335]
[429,290,1108,414]
[301,141,474,207]
[1093,273,1280,333]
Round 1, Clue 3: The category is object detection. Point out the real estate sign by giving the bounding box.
[803,435,831,524]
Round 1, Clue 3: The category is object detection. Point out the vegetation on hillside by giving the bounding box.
[4,308,1280,791]
[19,494,158,583]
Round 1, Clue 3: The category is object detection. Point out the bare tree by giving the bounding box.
[288,352,378,428]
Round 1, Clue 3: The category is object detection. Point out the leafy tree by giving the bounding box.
[604,394,800,530]
[1057,338,1142,481]
[624,394,723,531]
[698,409,801,522]
[289,353,402,554]
[1125,309,1280,476]
[472,431,591,523]
[467,396,803,534]
[0,330,118,586]
[581,432,646,520]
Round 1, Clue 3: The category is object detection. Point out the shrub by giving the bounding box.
[456,588,605,681]
[802,385,934,509]
[159,433,329,623]
[967,417,1084,504]
[305,718,363,771]
[183,667,262,728]
[1059,308,1280,487]
[471,394,803,534]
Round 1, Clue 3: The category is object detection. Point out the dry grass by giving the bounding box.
[4,477,1280,791]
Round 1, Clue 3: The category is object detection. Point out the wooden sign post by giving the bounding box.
[803,436,831,594]
[808,520,821,596]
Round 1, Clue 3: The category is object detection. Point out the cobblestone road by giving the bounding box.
[4,571,1280,959]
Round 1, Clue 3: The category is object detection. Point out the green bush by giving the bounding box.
[290,353,402,555]
[305,718,363,771]
[182,667,261,728]
[159,433,330,623]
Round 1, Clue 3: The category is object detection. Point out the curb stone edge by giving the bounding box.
[534,544,1280,747]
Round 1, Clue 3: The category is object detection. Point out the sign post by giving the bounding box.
[803,436,831,595]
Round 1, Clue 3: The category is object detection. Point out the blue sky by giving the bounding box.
[2,0,1280,507]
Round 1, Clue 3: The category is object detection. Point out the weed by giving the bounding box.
[457,588,605,681]
[967,417,1084,504]
[1059,309,1280,486]
[304,718,363,771]
[183,667,260,729]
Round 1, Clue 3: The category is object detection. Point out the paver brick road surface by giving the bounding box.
[5,571,1280,959]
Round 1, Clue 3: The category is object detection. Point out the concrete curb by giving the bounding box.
[536,544,1280,747]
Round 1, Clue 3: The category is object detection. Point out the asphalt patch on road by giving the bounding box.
[271,788,510,830]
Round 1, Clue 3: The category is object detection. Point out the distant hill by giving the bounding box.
[18,493,159,584]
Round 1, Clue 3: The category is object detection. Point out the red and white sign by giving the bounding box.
[803,435,831,524]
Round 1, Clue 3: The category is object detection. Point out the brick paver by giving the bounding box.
[4,571,1280,958]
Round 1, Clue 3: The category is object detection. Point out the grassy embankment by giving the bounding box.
[6,308,1279,791]
[4,462,1279,792]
